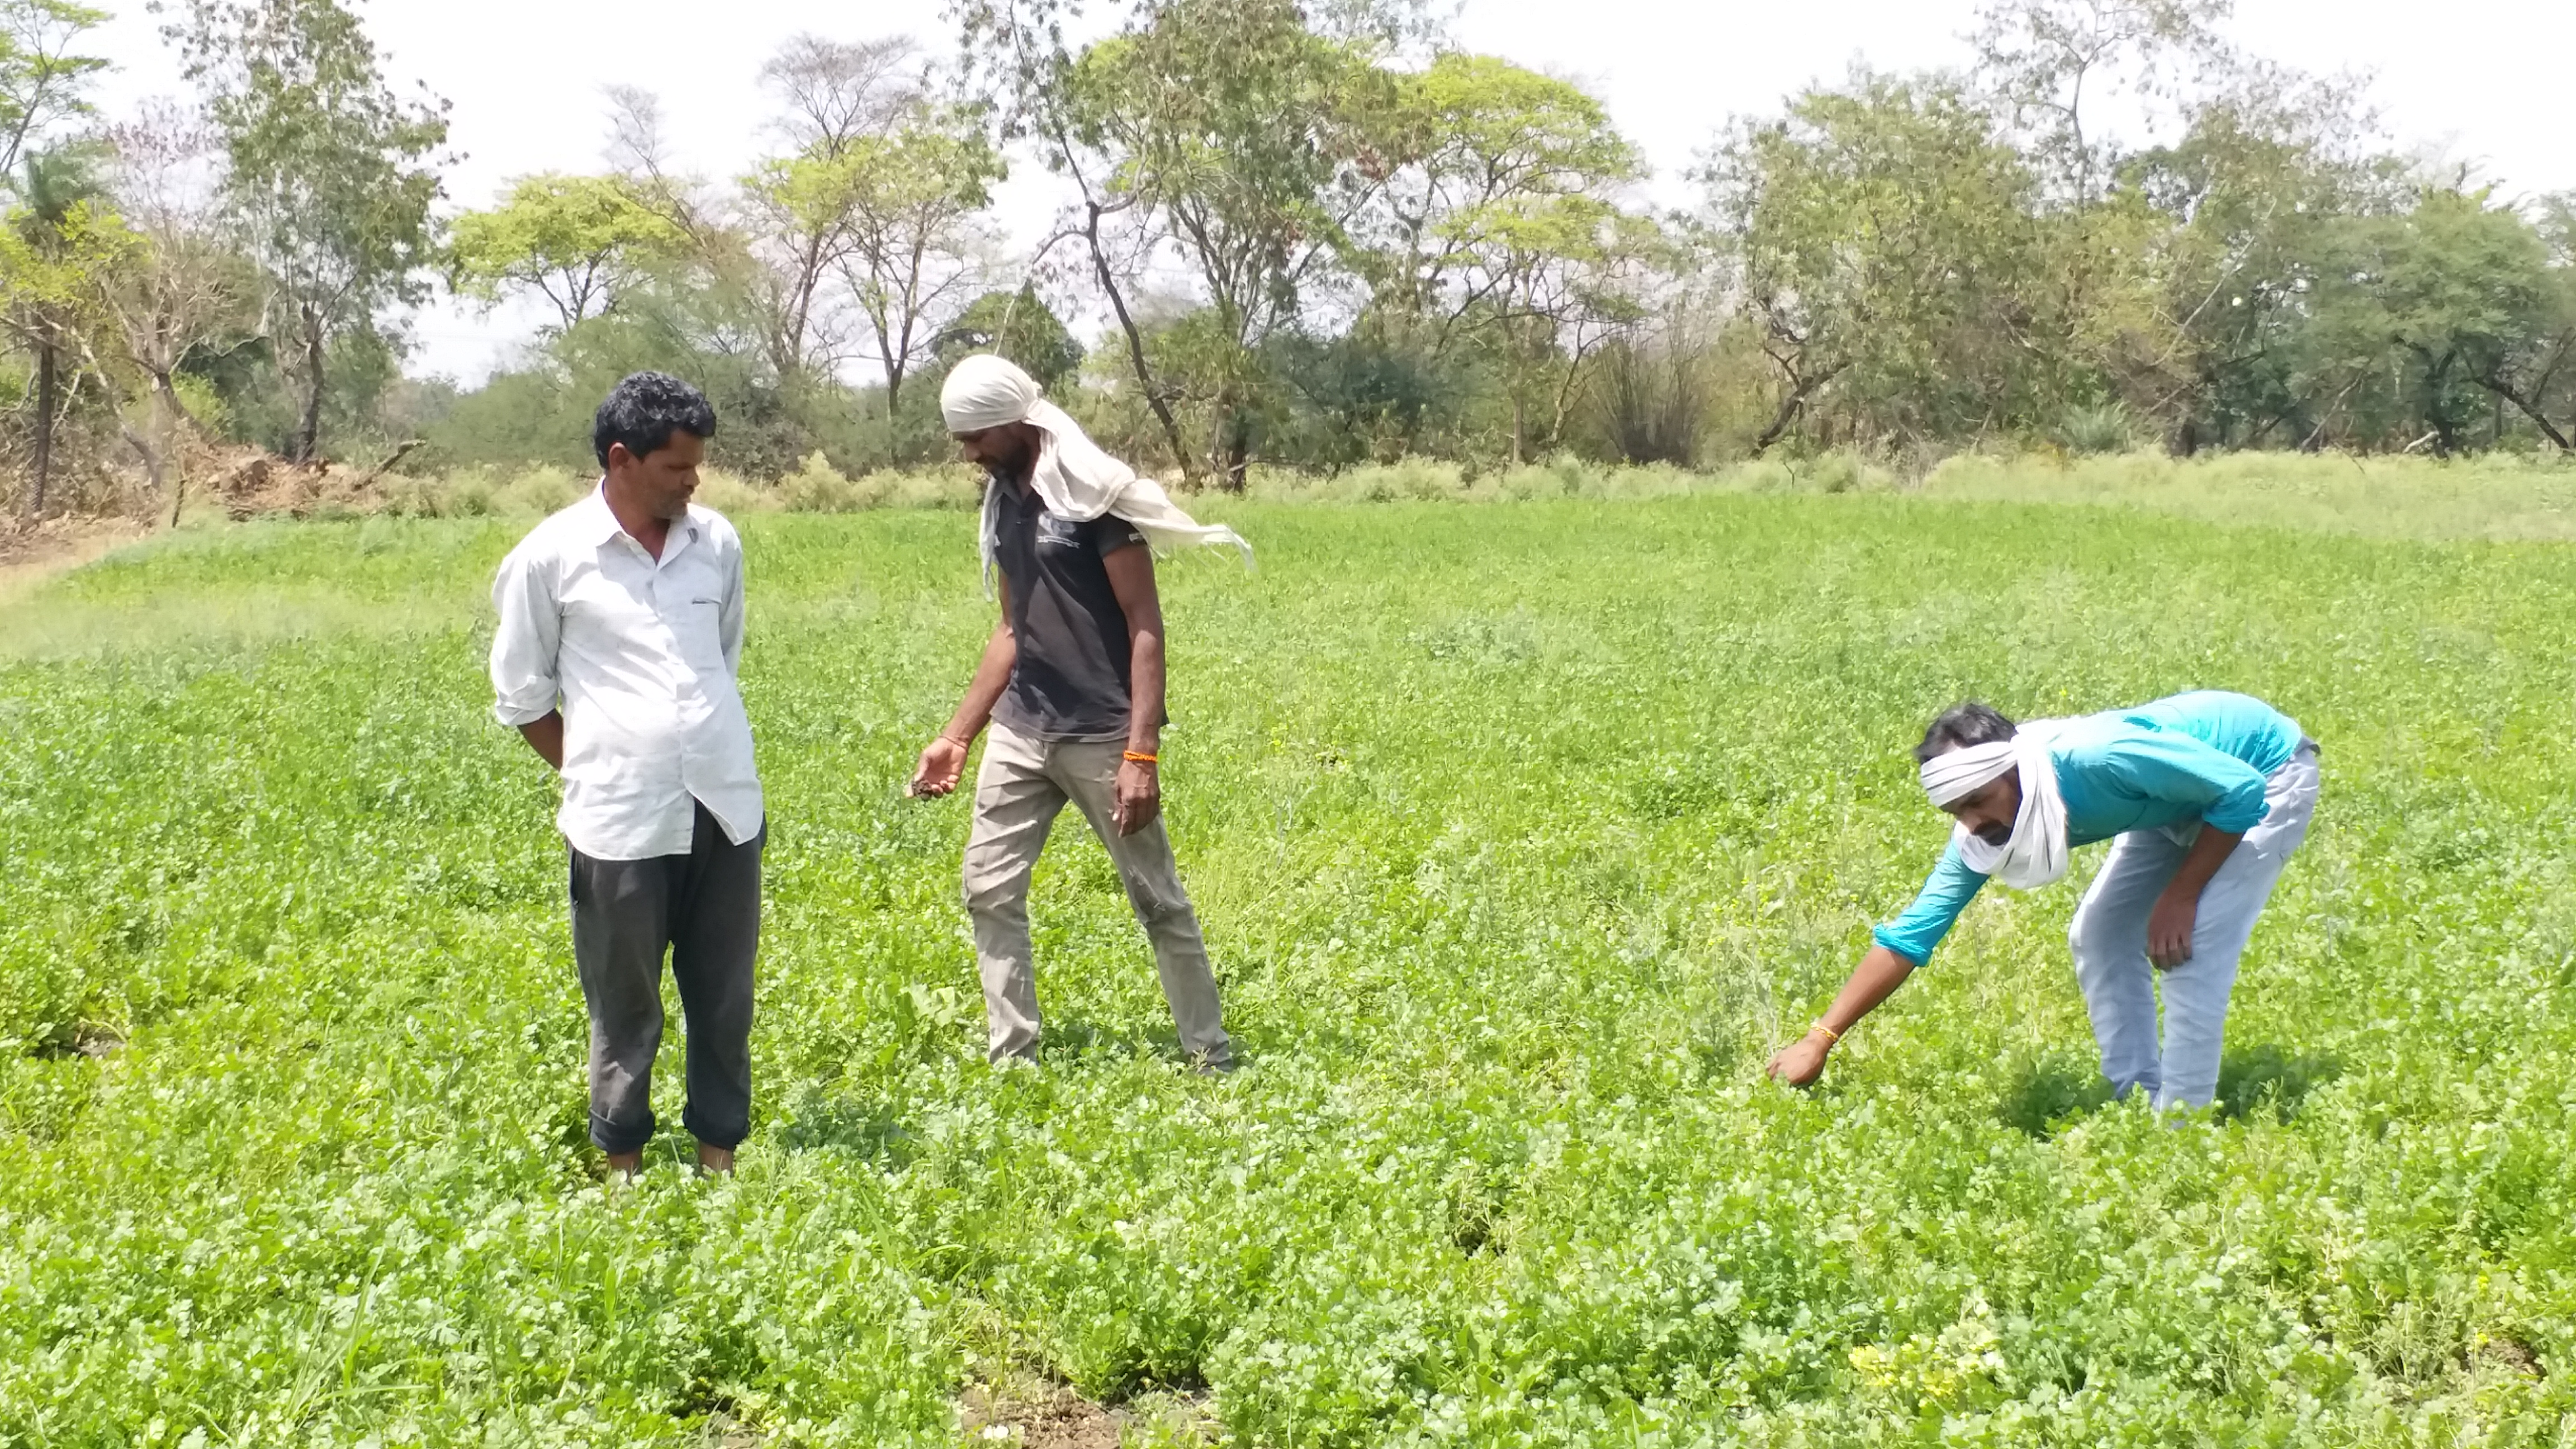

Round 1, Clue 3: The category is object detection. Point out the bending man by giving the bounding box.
[911,354,1251,1069]
[1768,691,2319,1112]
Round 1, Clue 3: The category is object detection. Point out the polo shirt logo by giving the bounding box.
[1036,514,1082,548]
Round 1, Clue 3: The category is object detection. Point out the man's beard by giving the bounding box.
[1973,821,2013,847]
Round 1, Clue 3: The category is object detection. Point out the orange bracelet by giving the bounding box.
[1123,751,1158,764]
[1812,1021,1842,1044]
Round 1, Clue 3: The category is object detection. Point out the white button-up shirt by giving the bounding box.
[489,486,764,860]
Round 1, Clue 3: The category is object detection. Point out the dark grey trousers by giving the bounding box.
[569,800,763,1154]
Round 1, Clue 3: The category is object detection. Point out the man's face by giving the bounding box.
[1944,771,2023,846]
[606,432,706,520]
[953,422,1039,475]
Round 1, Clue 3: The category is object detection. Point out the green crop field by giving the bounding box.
[3,484,2573,1446]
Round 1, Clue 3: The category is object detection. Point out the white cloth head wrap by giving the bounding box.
[1920,721,2073,891]
[941,354,1253,591]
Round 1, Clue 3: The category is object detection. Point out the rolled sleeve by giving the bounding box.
[1874,839,1990,967]
[489,542,562,727]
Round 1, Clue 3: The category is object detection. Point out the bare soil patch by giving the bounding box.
[959,1384,1124,1449]
[0,517,153,604]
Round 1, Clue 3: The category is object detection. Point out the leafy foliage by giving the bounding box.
[3,487,2573,1443]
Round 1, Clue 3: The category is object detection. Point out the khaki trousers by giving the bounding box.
[962,722,1230,1067]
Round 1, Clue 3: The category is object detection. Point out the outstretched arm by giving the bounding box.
[912,579,1018,798]
[1768,840,1985,1087]
[1766,945,1915,1085]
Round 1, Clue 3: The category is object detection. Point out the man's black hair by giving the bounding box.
[593,372,718,467]
[1915,700,2017,763]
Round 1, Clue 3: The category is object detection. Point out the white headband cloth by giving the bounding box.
[939,354,1253,594]
[1922,723,2073,891]
[1919,739,2017,807]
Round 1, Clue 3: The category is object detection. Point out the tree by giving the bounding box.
[2111,63,2394,450]
[2472,192,2575,451]
[1067,0,1386,486]
[1357,55,1640,337]
[98,102,259,498]
[3,141,120,517]
[1706,72,2048,453]
[836,110,1001,448]
[2314,187,2565,454]
[938,283,1081,390]
[956,0,1200,482]
[1343,54,1650,460]
[448,173,678,334]
[0,0,105,186]
[168,0,449,462]
[1970,0,2231,203]
[736,34,922,382]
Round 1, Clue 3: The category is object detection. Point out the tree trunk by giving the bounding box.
[1086,199,1194,483]
[2474,375,2573,453]
[294,311,326,463]
[883,361,905,470]
[26,338,56,520]
[155,370,214,443]
[1752,364,1843,457]
[1220,407,1251,493]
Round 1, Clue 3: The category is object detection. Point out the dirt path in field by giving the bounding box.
[0,519,153,608]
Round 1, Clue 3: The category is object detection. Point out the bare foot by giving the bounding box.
[603,1149,643,1182]
[695,1142,735,1175]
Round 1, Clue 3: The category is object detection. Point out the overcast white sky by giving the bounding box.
[82,0,2576,383]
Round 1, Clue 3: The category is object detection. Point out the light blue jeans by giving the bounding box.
[2068,745,2320,1112]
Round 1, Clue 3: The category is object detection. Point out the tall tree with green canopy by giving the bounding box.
[1971,0,2232,204]
[2472,191,2575,451]
[4,144,99,510]
[834,106,1003,447]
[448,173,678,335]
[1066,0,1388,486]
[167,0,449,462]
[1705,70,2049,453]
[937,283,1081,391]
[2315,187,2566,454]
[2112,63,2394,450]
[1356,55,1641,339]
[3,141,121,516]
[736,33,923,382]
[0,0,106,186]
[1337,53,1654,460]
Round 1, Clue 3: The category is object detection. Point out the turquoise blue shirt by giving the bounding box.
[1873,692,2304,967]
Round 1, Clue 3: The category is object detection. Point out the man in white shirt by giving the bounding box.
[488,372,765,1176]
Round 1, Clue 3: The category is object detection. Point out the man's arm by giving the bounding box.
[1767,840,1984,1087]
[518,713,565,771]
[718,527,747,676]
[490,543,564,772]
[1766,945,1916,1086]
[911,577,1017,798]
[2147,824,2244,968]
[1101,542,1163,836]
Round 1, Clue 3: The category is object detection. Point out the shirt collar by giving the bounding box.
[580,481,702,555]
[577,482,626,545]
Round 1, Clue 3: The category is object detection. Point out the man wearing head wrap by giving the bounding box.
[1765,691,2320,1113]
[910,354,1249,1070]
